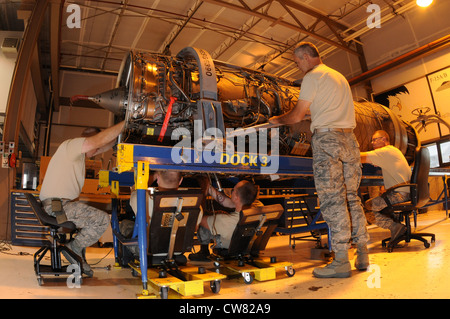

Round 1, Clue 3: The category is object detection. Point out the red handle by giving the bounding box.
[158,97,177,142]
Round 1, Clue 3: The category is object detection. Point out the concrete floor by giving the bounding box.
[1,209,449,300]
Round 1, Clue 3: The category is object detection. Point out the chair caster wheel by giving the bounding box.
[210,280,221,293]
[242,272,253,284]
[286,266,295,277]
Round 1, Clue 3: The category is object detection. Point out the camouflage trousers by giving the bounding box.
[44,201,109,249]
[364,191,410,229]
[312,131,369,252]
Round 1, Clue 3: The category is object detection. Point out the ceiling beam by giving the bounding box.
[276,0,349,30]
[212,1,274,60]
[201,0,360,56]
[100,0,128,70]
[72,1,308,63]
[159,0,204,54]
[132,0,161,51]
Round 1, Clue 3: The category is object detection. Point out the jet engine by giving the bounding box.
[81,47,419,164]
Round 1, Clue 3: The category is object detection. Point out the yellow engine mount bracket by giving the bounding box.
[98,170,110,188]
[136,161,149,190]
[117,144,134,173]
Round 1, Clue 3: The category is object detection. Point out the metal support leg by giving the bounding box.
[136,161,149,294]
[110,197,120,266]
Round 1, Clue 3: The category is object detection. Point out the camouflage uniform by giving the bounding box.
[364,191,409,229]
[43,201,109,250]
[312,131,369,252]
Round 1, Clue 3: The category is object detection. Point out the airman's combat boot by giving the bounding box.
[354,244,369,270]
[313,251,351,278]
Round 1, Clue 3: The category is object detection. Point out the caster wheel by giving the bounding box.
[286,266,295,277]
[242,272,253,284]
[424,242,430,248]
[210,280,221,294]
[37,276,43,286]
[131,269,139,277]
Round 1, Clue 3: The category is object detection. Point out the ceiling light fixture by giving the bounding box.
[416,0,433,7]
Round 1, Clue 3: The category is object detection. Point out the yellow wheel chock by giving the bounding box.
[129,262,226,299]
[216,256,295,284]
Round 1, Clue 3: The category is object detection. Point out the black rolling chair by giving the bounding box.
[212,204,284,260]
[147,190,203,279]
[381,147,436,252]
[25,193,83,286]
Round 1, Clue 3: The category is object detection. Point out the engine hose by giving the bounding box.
[256,86,272,117]
[264,87,282,114]
[70,95,89,105]
[169,68,192,103]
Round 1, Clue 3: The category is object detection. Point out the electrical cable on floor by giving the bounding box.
[0,240,12,254]
[0,240,32,256]
[89,246,113,270]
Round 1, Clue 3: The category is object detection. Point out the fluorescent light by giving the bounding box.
[416,0,433,7]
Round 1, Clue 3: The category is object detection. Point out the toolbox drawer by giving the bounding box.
[10,191,49,247]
